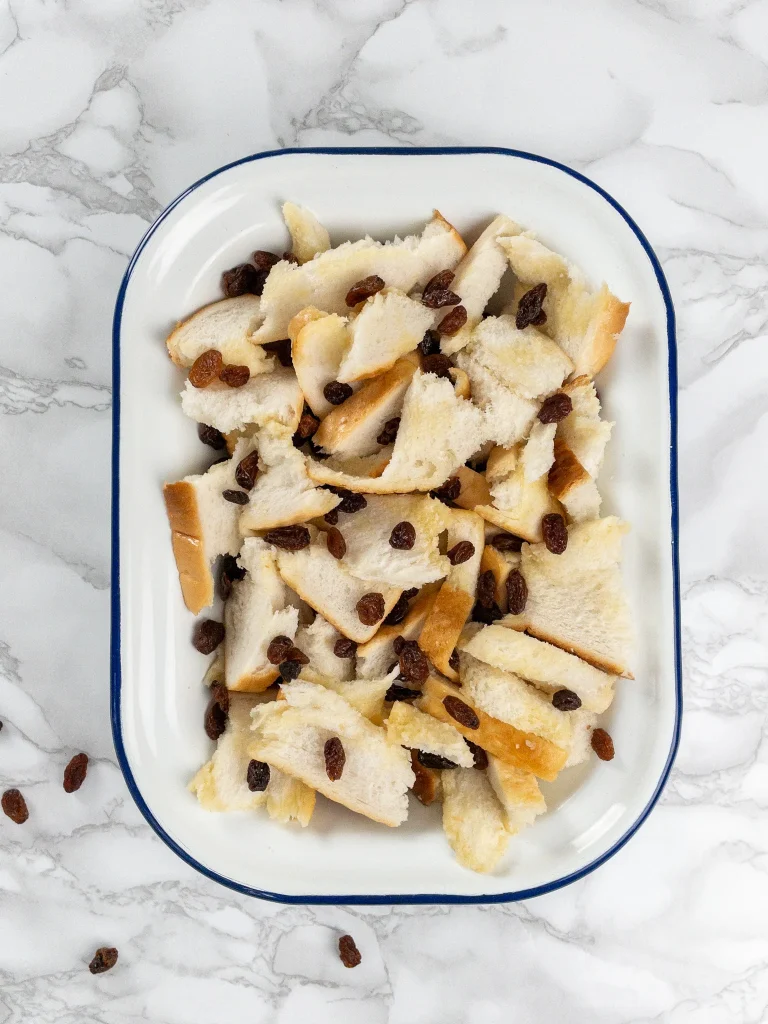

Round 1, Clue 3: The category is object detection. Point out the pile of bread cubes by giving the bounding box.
[163,203,633,874]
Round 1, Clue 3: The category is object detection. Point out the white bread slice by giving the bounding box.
[294,614,355,685]
[167,295,273,375]
[275,527,402,643]
[454,351,538,447]
[336,289,434,383]
[485,757,546,833]
[249,681,414,826]
[476,444,561,543]
[224,537,301,691]
[506,517,633,677]
[465,316,573,400]
[522,421,557,482]
[418,509,485,681]
[478,545,520,613]
[565,707,598,767]
[548,436,602,523]
[385,701,474,768]
[461,624,616,713]
[559,375,613,478]
[355,584,439,679]
[441,768,510,873]
[290,311,353,417]
[181,366,303,435]
[339,494,451,589]
[453,465,492,510]
[251,211,466,345]
[304,668,398,726]
[499,233,630,377]
[313,354,418,459]
[282,202,331,264]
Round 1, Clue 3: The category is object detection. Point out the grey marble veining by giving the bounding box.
[1,0,767,1021]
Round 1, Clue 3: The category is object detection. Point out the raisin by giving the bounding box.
[188,349,223,388]
[443,695,480,730]
[338,934,361,968]
[283,251,299,265]
[333,637,357,659]
[418,329,442,356]
[1,789,28,824]
[447,540,475,566]
[538,392,572,424]
[516,283,548,330]
[222,263,262,297]
[431,476,461,504]
[506,570,528,615]
[324,737,346,780]
[384,593,409,625]
[219,553,245,600]
[265,525,310,550]
[385,683,422,702]
[417,750,458,770]
[399,641,429,685]
[389,521,416,550]
[376,416,400,446]
[267,635,294,665]
[279,660,302,682]
[337,491,367,514]
[356,592,385,625]
[326,526,346,559]
[542,513,568,554]
[403,587,419,600]
[465,739,489,770]
[323,380,353,405]
[323,509,340,529]
[63,753,88,793]
[253,250,280,271]
[448,648,460,673]
[219,364,250,388]
[295,410,320,440]
[247,760,270,792]
[345,275,385,307]
[222,489,249,505]
[204,683,229,740]
[285,646,309,665]
[392,636,406,655]
[552,688,582,711]
[193,619,225,654]
[197,423,226,450]
[490,533,523,553]
[421,269,460,309]
[263,338,292,367]
[472,600,503,624]
[591,727,615,761]
[88,947,118,975]
[421,353,453,379]
[436,305,467,336]
[235,450,260,490]
[411,750,439,805]
[476,570,496,608]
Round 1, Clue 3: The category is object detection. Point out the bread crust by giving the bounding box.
[228,667,280,693]
[548,436,590,500]
[453,465,492,510]
[418,584,474,682]
[163,480,213,613]
[582,289,630,378]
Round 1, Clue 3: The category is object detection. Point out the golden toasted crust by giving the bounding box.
[356,585,439,665]
[228,668,280,693]
[433,209,468,257]
[287,307,327,344]
[479,546,512,612]
[410,749,441,806]
[453,465,492,510]
[163,481,213,613]
[585,290,630,377]
[418,675,568,781]
[548,436,590,500]
[523,623,634,679]
[418,584,474,682]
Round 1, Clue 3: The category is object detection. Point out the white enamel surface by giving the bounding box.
[117,150,678,900]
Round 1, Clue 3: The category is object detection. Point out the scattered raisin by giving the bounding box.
[197,423,226,450]
[403,587,419,600]
[345,275,385,307]
[399,641,429,685]
[516,282,548,330]
[188,349,223,388]
[376,416,400,446]
[63,753,88,793]
[421,269,460,309]
[356,592,385,625]
[338,934,361,968]
[337,491,367,514]
[279,660,302,682]
[295,410,320,440]
[323,380,353,405]
[88,948,118,975]
[324,737,346,780]
[235,450,260,490]
[443,695,480,730]
[418,329,442,356]
[219,364,250,388]
[222,489,249,505]
[265,525,311,550]
[333,637,357,659]
[389,521,416,550]
[436,305,467,336]
[253,250,280,271]
[490,533,523,552]
[192,619,225,654]
[553,689,582,711]
[222,263,262,297]
[219,554,246,601]
[324,508,339,526]
[263,338,292,367]
[1,789,28,824]
[385,683,422,702]
[247,760,270,792]
[285,646,309,665]
[204,683,229,741]
[542,513,568,554]
[421,353,453,379]
[465,739,489,770]
[447,540,475,566]
[538,392,572,424]
[448,648,460,673]
[267,635,295,665]
[282,251,299,265]
[476,571,497,609]
[326,526,346,560]
[506,570,528,615]
[384,593,409,626]
[431,476,461,504]
[472,601,503,624]
[591,727,615,761]
[417,750,458,770]
[392,636,406,655]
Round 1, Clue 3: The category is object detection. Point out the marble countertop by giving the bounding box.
[2,1,767,1021]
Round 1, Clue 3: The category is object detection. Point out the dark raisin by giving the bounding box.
[356,593,385,625]
[267,635,294,665]
[421,353,453,379]
[472,600,503,624]
[333,637,357,659]
[399,641,429,685]
[285,646,309,665]
[389,521,416,550]
[417,750,458,770]
[431,476,461,504]
[235,450,260,490]
[385,683,422,702]
[204,683,229,741]
[345,275,385,307]
[253,250,280,271]
[490,533,523,552]
[219,553,245,595]
[219,364,250,388]
[337,491,367,514]
[262,338,292,366]
[403,587,419,600]
[324,737,346,780]
[88,947,118,975]
[542,513,568,554]
[447,540,475,566]
[421,269,460,309]
[193,619,225,654]
[392,636,406,655]
[282,251,299,265]
[1,789,28,824]
[436,305,467,336]
[247,759,270,792]
[222,263,262,297]
[506,570,528,616]
[465,739,489,770]
[265,525,311,550]
[279,659,302,681]
[552,688,582,711]
[516,283,548,330]
[295,410,320,440]
[384,593,409,626]
[63,753,88,793]
[418,329,442,356]
[376,416,400,446]
[410,750,439,804]
[188,349,223,388]
[338,934,361,968]
[323,380,354,405]
[326,526,346,560]
[538,392,572,424]
[222,489,249,505]
[197,423,226,450]
[448,648,460,673]
[443,695,480,730]
[591,727,615,761]
[476,571,496,609]
[324,508,339,526]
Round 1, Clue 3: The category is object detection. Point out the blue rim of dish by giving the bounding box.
[111,146,681,905]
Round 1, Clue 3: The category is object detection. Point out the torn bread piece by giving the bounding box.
[410,751,442,806]
[386,701,474,768]
[251,211,466,345]
[454,352,539,448]
[305,449,393,492]
[485,757,546,834]
[559,376,613,478]
[305,667,399,726]
[565,707,599,767]
[419,509,485,681]
[464,316,573,400]
[167,295,273,375]
[336,289,434,383]
[249,681,414,826]
[282,202,331,264]
[441,768,510,873]
[181,365,303,436]
[476,443,561,544]
[290,311,353,418]
[294,615,355,685]
[356,584,439,679]
[453,465,492,510]
[499,233,630,377]
[548,436,602,523]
